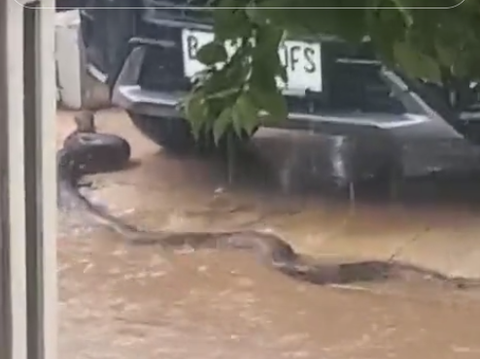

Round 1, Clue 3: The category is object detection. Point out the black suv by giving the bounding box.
[79,1,480,179]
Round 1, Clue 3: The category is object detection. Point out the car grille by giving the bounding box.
[138,42,404,113]
[302,41,405,114]
[136,3,406,114]
[329,62,404,113]
[136,0,211,91]
[138,43,191,92]
[141,0,212,23]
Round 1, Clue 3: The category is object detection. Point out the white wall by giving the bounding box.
[55,9,83,109]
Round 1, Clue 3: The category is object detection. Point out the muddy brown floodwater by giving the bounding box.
[58,109,480,359]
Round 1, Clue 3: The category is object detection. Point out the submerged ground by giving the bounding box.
[58,109,480,359]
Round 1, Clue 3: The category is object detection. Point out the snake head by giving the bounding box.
[74,111,96,133]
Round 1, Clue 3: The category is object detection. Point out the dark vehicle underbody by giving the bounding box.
[78,0,480,182]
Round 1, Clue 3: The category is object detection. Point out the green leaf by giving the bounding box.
[250,52,278,92]
[256,24,284,54]
[201,40,251,97]
[249,86,288,121]
[185,0,480,146]
[183,92,210,139]
[231,109,244,137]
[393,41,442,83]
[251,24,287,85]
[196,41,228,66]
[366,7,407,66]
[213,4,253,41]
[245,6,267,25]
[233,93,259,135]
[213,107,233,144]
[435,41,457,69]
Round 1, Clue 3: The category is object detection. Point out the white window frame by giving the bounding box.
[0,2,57,359]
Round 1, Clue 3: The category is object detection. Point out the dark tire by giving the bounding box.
[128,113,256,155]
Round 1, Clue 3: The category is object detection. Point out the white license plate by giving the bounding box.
[181,29,323,94]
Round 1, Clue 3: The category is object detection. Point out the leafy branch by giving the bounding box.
[182,0,480,142]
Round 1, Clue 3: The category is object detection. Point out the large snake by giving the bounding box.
[57,111,480,289]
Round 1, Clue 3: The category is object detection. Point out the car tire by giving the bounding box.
[128,113,256,155]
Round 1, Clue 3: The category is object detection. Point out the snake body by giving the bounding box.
[57,112,479,289]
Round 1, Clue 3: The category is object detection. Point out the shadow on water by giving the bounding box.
[195,136,480,211]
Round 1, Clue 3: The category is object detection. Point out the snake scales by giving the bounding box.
[57,111,479,289]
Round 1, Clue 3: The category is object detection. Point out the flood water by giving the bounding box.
[58,110,480,359]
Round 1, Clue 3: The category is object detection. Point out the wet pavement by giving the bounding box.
[58,109,480,359]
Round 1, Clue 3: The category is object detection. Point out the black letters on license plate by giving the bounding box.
[186,35,199,60]
[186,34,318,76]
[279,45,317,73]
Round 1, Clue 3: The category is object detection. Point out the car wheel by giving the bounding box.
[128,113,256,155]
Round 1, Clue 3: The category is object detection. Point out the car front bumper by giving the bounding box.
[111,41,480,178]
